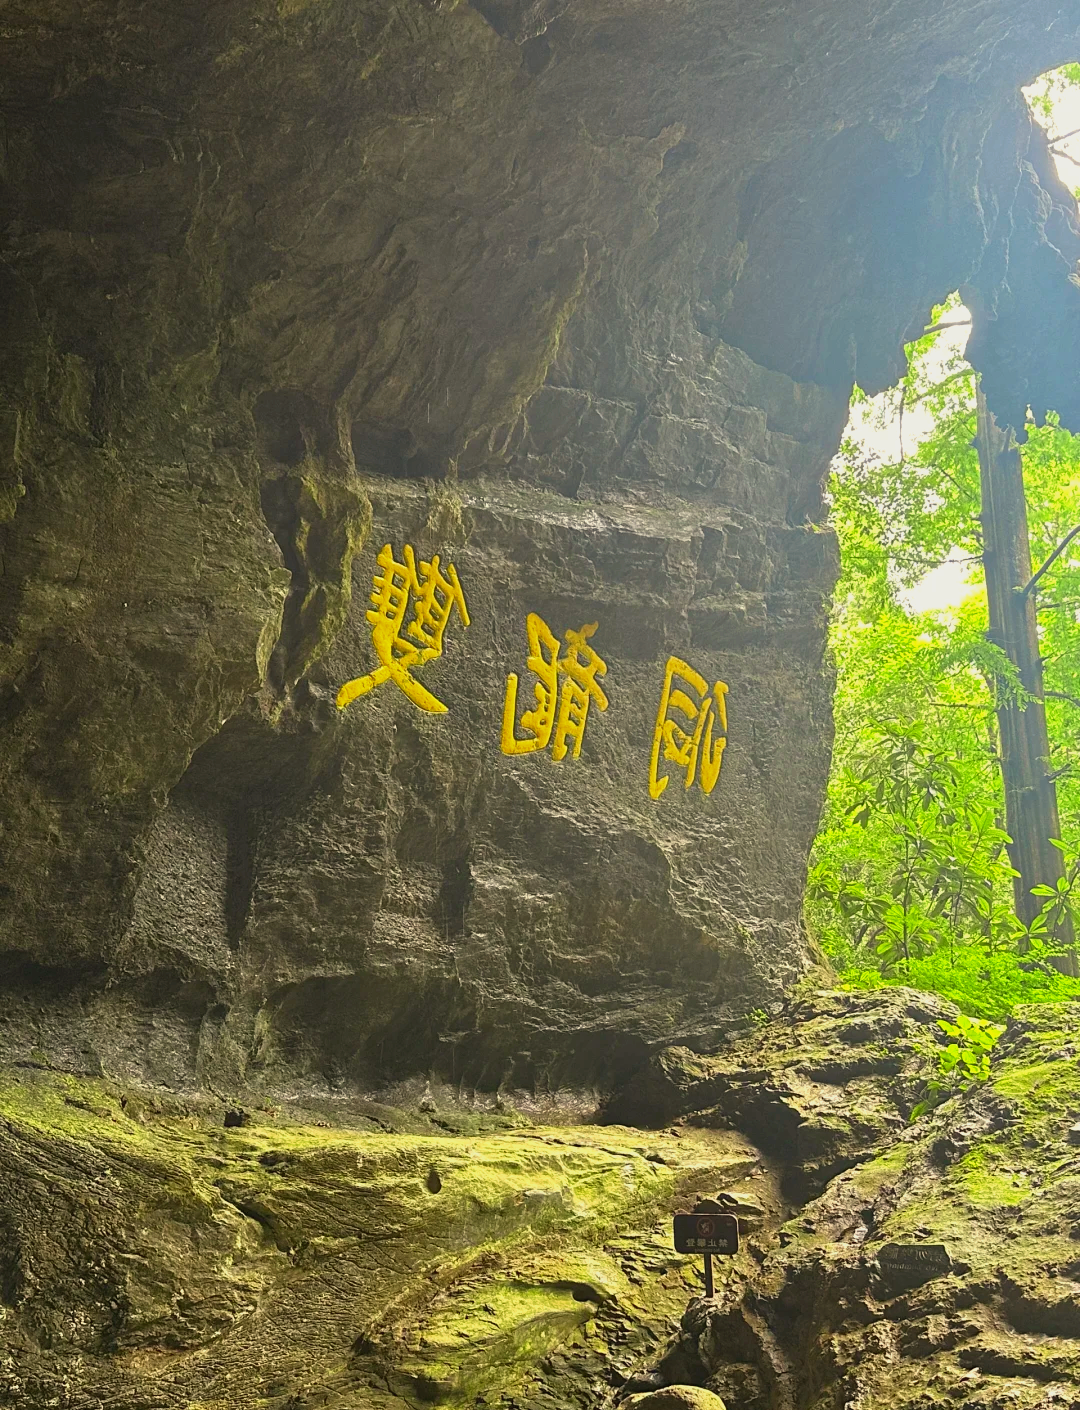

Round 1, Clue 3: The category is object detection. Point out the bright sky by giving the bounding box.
[841,73,1080,616]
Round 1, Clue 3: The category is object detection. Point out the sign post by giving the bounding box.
[673,1200,740,1297]
[873,1243,951,1292]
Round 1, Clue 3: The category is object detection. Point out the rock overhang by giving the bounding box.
[0,0,1078,1095]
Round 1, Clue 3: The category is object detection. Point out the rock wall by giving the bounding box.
[1,0,1079,1098]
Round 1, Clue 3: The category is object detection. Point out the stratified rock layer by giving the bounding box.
[4,989,1080,1410]
[666,999,1080,1410]
[1,1,1080,1093]
[606,986,961,1199]
[0,1065,765,1408]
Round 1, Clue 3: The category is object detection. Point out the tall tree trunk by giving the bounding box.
[975,385,1077,973]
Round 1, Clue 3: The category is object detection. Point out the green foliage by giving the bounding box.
[828,943,1080,1021]
[808,714,1018,972]
[1026,63,1080,120]
[911,1014,1005,1118]
[809,293,1080,1021]
[937,1013,1004,1082]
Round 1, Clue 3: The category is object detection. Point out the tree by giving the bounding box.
[808,297,1080,1010]
[974,390,1076,969]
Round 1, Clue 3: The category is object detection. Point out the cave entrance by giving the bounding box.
[806,65,1080,1012]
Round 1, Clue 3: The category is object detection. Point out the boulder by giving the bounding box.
[624,1387,728,1410]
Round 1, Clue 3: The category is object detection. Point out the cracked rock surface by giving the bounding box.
[3,990,1080,1410]
[628,995,1080,1410]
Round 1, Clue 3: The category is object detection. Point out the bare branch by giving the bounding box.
[909,368,975,405]
[927,700,995,711]
[1044,689,1080,712]
[921,458,977,503]
[1023,523,1080,597]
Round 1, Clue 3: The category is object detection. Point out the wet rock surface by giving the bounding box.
[0,987,1076,1410]
[1,1,1080,1092]
[636,996,1080,1410]
[605,986,960,1199]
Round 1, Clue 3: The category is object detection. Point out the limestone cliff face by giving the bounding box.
[0,0,1079,1098]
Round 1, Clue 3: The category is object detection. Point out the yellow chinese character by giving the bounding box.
[649,656,728,799]
[336,543,469,713]
[501,614,609,760]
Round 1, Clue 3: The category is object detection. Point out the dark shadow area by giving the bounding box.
[437,855,474,938]
[351,420,449,481]
[254,389,322,466]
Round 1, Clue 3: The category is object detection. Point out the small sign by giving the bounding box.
[874,1243,951,1288]
[673,1212,740,1256]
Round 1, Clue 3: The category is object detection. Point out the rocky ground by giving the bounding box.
[627,992,1080,1410]
[2,985,1077,1409]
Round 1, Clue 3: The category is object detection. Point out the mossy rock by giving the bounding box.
[676,1000,1080,1410]
[384,1251,626,1404]
[625,1389,728,1410]
[607,987,958,1201]
[0,1066,761,1408]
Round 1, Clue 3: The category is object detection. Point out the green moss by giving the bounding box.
[0,1068,706,1267]
[955,1145,1032,1208]
[0,1068,757,1405]
[267,459,371,691]
[391,1250,628,1404]
[256,577,290,679]
[0,1070,199,1162]
[851,1142,910,1199]
[994,1059,1075,1101]
[423,483,469,545]
[989,1017,1080,1154]
[893,1015,1080,1231]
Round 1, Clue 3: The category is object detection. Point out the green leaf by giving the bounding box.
[809,282,1080,1024]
